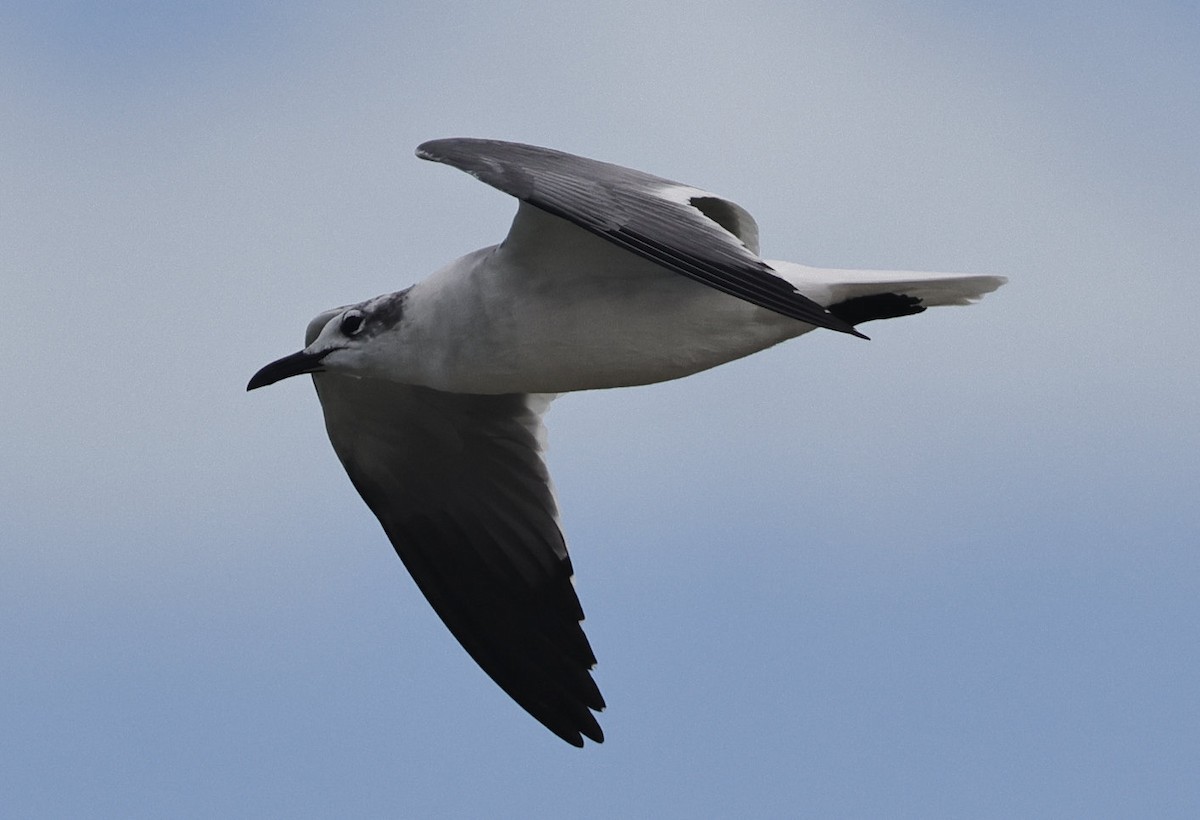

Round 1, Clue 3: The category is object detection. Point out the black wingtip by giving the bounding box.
[828,293,925,330]
[823,311,870,340]
[820,305,872,339]
[557,722,603,748]
[416,137,481,163]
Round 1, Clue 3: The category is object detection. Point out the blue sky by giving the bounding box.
[3,2,1198,817]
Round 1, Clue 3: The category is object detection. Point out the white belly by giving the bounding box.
[399,242,811,394]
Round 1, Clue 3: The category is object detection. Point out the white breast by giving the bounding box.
[393,231,807,395]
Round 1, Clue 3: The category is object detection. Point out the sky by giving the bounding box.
[2,1,1198,817]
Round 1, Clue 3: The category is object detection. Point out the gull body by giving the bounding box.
[249,138,1005,746]
[341,208,803,394]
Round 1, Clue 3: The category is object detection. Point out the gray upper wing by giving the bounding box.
[311,373,604,746]
[416,138,866,338]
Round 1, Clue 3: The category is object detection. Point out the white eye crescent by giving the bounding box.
[340,310,365,336]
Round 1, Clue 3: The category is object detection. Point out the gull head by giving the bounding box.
[246,290,409,391]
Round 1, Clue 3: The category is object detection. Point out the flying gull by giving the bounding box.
[248,138,1005,746]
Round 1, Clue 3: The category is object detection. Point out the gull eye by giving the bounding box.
[340,310,365,336]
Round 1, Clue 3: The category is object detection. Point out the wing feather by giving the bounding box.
[417,138,866,339]
[312,374,604,745]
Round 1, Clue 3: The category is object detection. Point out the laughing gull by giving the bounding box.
[248,138,1005,746]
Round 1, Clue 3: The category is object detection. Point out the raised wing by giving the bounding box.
[417,138,866,339]
[311,372,604,746]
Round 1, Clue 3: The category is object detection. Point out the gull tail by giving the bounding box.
[767,261,1006,327]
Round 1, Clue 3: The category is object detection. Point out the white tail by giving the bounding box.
[767,260,1005,326]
